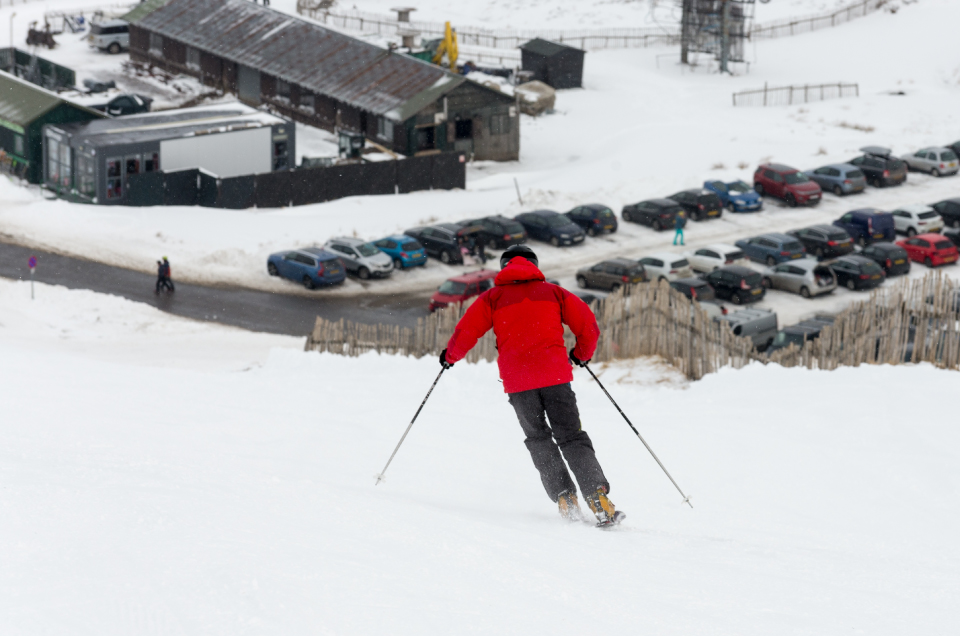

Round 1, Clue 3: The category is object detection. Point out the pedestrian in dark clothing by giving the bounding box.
[155,257,174,293]
[673,211,686,246]
[475,239,487,265]
[439,245,623,525]
[155,260,165,294]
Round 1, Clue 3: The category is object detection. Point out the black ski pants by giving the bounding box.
[507,383,608,502]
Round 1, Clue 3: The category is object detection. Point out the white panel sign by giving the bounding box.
[160,127,271,178]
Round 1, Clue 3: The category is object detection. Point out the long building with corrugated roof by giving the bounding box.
[124,0,519,161]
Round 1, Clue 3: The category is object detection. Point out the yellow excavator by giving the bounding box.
[431,21,458,71]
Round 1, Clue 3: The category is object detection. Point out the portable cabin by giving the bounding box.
[519,38,585,90]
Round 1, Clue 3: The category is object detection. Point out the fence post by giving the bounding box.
[763,82,768,106]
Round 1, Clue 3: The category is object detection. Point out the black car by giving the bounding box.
[566,204,618,236]
[947,141,960,159]
[404,223,464,264]
[620,198,681,231]
[931,198,960,228]
[702,266,764,305]
[787,224,855,260]
[829,255,886,290]
[848,146,907,187]
[514,210,585,247]
[669,278,716,302]
[667,189,723,222]
[92,93,153,116]
[944,228,960,249]
[457,215,527,249]
[859,242,911,276]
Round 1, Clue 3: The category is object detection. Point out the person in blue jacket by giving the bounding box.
[673,211,687,246]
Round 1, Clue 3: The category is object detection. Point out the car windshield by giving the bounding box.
[357,243,379,257]
[826,231,849,241]
[784,172,810,184]
[659,204,682,214]
[783,241,804,251]
[918,211,938,220]
[694,285,716,301]
[943,150,958,161]
[545,215,571,228]
[322,257,341,270]
[505,222,525,234]
[773,331,805,347]
[710,182,728,193]
[437,281,467,295]
[888,159,905,170]
[745,273,762,286]
[598,208,615,219]
[90,24,105,34]
[625,265,644,277]
[724,250,746,261]
[847,169,864,178]
[860,261,883,274]
[935,240,954,250]
[401,240,422,251]
[728,181,752,193]
[671,259,690,269]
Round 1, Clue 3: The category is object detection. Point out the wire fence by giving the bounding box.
[732,82,858,107]
[750,0,890,40]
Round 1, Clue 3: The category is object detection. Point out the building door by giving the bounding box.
[124,154,141,198]
[416,126,436,153]
[454,118,474,154]
[238,65,261,104]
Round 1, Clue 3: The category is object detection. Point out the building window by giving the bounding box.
[58,142,71,188]
[377,117,395,142]
[78,153,95,196]
[106,158,122,199]
[489,113,511,136]
[13,134,24,156]
[144,152,159,172]
[276,79,290,100]
[300,92,315,113]
[149,33,163,56]
[46,137,59,185]
[186,46,200,71]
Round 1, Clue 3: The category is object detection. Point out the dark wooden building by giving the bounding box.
[520,39,585,90]
[124,0,519,162]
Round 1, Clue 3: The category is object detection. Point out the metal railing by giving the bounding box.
[733,82,859,107]
[750,0,889,39]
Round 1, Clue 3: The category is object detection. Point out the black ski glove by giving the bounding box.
[569,348,589,368]
[439,349,454,370]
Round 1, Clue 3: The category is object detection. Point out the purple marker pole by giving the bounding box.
[28,255,36,300]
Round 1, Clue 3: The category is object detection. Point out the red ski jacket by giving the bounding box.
[444,258,600,394]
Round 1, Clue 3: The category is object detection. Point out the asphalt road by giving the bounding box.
[0,241,430,336]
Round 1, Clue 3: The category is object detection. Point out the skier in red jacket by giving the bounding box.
[440,245,623,526]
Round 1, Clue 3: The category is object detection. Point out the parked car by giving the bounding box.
[88,19,129,54]
[429,270,497,312]
[806,163,867,196]
[832,208,896,246]
[848,147,907,187]
[667,189,724,221]
[901,147,959,177]
[735,232,807,266]
[931,198,960,228]
[456,215,527,250]
[373,234,428,269]
[638,252,693,282]
[943,228,960,249]
[891,204,944,237]
[761,259,837,299]
[514,210,585,247]
[715,307,778,351]
[685,243,749,273]
[702,266,765,305]
[266,247,346,289]
[620,198,682,231]
[766,323,825,354]
[896,234,959,268]
[787,224,855,260]
[858,242,911,277]
[405,224,465,264]
[576,258,647,292]
[702,180,762,212]
[565,204,618,236]
[91,94,153,116]
[829,255,886,291]
[323,237,394,279]
[669,277,716,302]
[947,141,960,158]
[753,163,822,207]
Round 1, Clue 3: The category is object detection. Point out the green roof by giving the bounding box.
[0,70,103,133]
[121,0,172,23]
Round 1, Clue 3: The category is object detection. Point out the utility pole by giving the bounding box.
[720,0,730,74]
[680,0,690,64]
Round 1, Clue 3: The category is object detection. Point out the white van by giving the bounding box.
[89,20,129,54]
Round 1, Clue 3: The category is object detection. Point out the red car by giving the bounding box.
[896,233,959,267]
[429,270,497,312]
[754,163,822,207]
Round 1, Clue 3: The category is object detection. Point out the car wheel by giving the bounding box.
[754,183,764,196]
[856,235,866,248]
[833,185,843,196]
[440,250,452,264]
[766,256,776,267]
[932,168,940,178]
[652,219,662,231]
[846,279,856,291]
[786,193,797,208]
[587,226,597,237]
[302,275,315,290]
[108,42,121,54]
[577,275,588,289]
[356,267,369,280]
[924,256,933,267]
[727,201,736,212]
[761,277,772,289]
[800,286,811,298]
[693,210,702,222]
[731,292,743,305]
[815,247,824,259]
[907,227,917,237]
[267,262,279,276]
[393,258,403,270]
[550,236,560,247]
[622,210,632,223]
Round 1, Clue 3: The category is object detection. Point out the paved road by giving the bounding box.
[0,241,430,336]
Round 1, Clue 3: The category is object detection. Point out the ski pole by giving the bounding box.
[584,363,693,508]
[375,367,446,486]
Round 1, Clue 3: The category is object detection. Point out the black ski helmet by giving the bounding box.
[500,244,538,269]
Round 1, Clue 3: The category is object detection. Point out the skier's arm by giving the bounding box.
[559,289,600,362]
[444,295,494,364]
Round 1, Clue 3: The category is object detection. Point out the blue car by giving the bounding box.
[267,247,346,289]
[735,232,807,266]
[373,234,428,269]
[832,208,896,246]
[703,180,763,212]
[806,163,867,196]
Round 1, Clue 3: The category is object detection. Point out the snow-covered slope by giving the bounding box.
[1,280,958,634]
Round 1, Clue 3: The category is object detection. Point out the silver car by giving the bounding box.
[638,252,693,282]
[806,163,867,196]
[761,259,836,298]
[901,147,959,177]
[323,236,394,279]
[88,20,130,54]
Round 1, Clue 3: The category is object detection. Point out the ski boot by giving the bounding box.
[557,490,585,522]
[585,487,626,528]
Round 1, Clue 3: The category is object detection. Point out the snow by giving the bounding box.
[1,278,959,634]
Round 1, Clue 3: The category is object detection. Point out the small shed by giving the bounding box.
[519,38,585,90]
[0,70,104,183]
